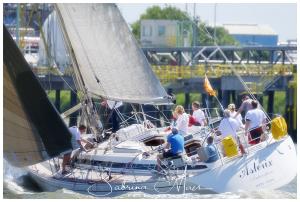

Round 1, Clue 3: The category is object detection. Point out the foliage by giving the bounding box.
[274,91,286,115]
[175,93,201,107]
[47,90,71,112]
[198,22,237,45]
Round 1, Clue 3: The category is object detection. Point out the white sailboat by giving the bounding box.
[3,4,296,197]
[27,134,296,196]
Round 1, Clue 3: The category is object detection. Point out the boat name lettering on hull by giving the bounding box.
[239,160,273,178]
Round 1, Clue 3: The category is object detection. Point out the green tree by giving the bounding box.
[198,22,237,46]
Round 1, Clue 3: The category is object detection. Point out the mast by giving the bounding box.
[16,4,20,47]
[55,5,103,140]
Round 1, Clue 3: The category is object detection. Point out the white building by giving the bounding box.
[140,19,192,47]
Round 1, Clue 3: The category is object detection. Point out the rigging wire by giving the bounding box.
[198,23,277,148]
[30,6,79,99]
[198,24,272,122]
[56,5,114,139]
[55,5,100,132]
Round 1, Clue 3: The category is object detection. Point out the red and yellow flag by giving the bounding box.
[203,74,216,96]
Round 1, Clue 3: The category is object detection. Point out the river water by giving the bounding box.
[3,160,297,199]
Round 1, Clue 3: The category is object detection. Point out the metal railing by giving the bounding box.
[152,64,294,84]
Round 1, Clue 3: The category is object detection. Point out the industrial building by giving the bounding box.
[223,24,278,46]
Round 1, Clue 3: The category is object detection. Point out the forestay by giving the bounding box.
[56,4,171,104]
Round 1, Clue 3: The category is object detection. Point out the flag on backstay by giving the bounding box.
[203,74,216,96]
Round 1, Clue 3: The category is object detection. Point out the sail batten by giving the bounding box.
[56,4,170,104]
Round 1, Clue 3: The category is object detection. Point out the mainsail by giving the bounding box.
[3,25,73,167]
[56,4,171,104]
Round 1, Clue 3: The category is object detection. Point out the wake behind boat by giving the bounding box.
[3,3,297,198]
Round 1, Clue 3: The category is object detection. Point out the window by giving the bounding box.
[158,25,165,36]
[142,26,146,37]
[142,25,152,37]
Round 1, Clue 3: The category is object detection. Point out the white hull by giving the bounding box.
[28,170,213,196]
[27,135,296,197]
[188,135,297,192]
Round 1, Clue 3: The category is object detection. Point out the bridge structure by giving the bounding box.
[142,45,297,66]
[37,71,296,142]
[37,73,294,115]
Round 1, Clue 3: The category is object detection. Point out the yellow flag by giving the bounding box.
[203,74,216,96]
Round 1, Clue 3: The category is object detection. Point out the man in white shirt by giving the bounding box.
[62,125,87,175]
[218,109,241,140]
[191,101,207,126]
[218,109,246,155]
[245,101,267,145]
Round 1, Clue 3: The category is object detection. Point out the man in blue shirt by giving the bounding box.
[156,128,184,171]
[205,136,219,163]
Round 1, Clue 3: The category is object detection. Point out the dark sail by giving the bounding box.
[3,25,73,167]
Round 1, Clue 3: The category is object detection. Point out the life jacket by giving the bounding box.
[271,116,287,140]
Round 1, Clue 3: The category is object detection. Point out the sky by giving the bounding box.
[117,3,297,42]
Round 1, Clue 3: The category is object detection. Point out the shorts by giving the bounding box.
[71,138,80,150]
[163,150,178,158]
[71,143,80,150]
[249,127,263,145]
